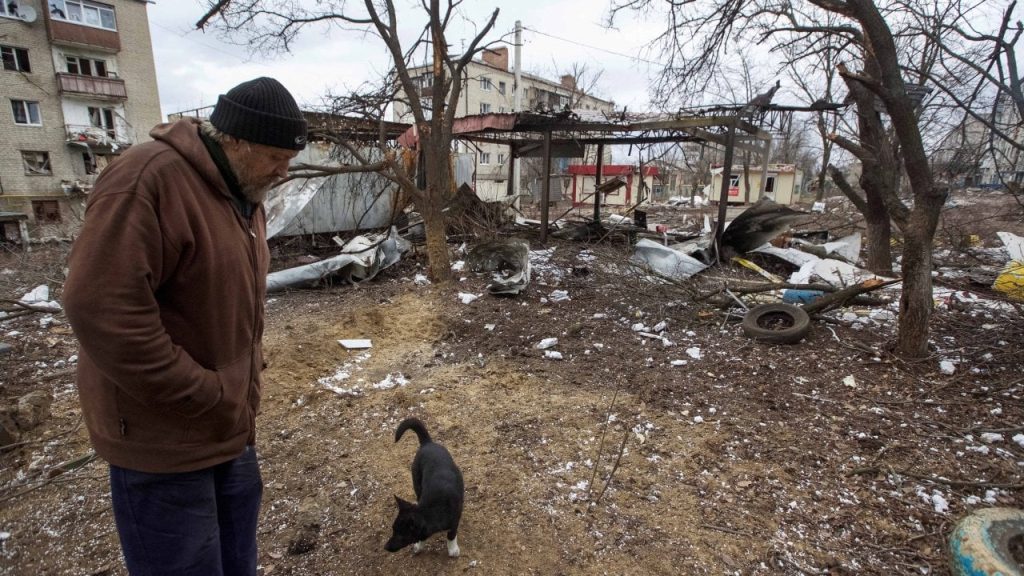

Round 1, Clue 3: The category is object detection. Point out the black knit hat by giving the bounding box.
[209,77,308,150]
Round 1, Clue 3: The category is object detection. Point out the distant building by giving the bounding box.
[567,164,658,209]
[933,94,1024,189]
[708,164,804,205]
[0,0,162,241]
[393,47,615,202]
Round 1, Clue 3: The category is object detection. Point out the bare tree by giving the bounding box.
[608,0,1012,357]
[197,0,500,282]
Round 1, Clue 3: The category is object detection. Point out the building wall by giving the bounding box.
[709,166,803,205]
[0,0,161,239]
[393,55,615,202]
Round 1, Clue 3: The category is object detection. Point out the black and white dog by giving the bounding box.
[384,417,464,557]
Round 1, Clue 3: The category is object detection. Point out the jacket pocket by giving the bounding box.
[183,353,252,445]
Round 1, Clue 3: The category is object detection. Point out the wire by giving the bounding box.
[150,20,252,63]
[521,25,664,67]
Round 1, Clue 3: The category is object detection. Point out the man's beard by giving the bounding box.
[238,175,276,203]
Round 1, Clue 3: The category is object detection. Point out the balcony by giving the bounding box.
[65,124,132,152]
[57,73,127,100]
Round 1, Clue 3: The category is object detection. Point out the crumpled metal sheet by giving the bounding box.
[465,239,531,295]
[631,238,709,280]
[266,227,410,293]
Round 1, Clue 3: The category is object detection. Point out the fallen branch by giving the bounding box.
[801,278,903,315]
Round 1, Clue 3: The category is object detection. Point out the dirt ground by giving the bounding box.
[1,191,1023,575]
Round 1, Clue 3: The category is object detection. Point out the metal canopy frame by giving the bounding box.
[445,111,773,246]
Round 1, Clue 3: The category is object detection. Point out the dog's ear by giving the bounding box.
[394,495,414,510]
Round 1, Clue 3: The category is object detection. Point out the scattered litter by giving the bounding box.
[549,290,570,302]
[458,293,480,304]
[843,375,858,389]
[338,339,372,350]
[535,338,558,350]
[413,274,431,286]
[685,347,702,360]
[484,324,496,331]
[544,350,564,360]
[670,360,687,367]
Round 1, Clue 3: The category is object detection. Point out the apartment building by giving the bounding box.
[0,0,162,240]
[393,47,615,202]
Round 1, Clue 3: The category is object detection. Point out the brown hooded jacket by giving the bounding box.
[63,118,268,473]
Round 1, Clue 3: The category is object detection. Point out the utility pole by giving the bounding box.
[513,20,522,201]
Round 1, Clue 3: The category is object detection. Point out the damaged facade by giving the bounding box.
[391,47,615,202]
[0,0,162,242]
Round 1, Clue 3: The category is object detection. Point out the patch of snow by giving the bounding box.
[413,274,431,286]
[980,433,1004,444]
[685,347,702,360]
[544,351,564,360]
[939,360,956,375]
[670,360,687,367]
[372,373,409,390]
[549,290,570,302]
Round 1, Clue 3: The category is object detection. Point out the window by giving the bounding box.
[497,153,507,165]
[21,151,51,175]
[11,100,41,125]
[498,81,506,95]
[418,72,433,88]
[49,1,117,31]
[1,1,20,18]
[479,152,491,165]
[764,176,776,193]
[33,200,62,224]
[66,55,107,77]
[499,106,506,113]
[1,46,30,72]
[480,77,492,91]
[479,102,492,114]
[88,106,115,136]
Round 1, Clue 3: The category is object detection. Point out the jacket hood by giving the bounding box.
[150,118,232,200]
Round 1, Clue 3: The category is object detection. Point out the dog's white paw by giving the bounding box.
[447,537,460,558]
[412,541,424,554]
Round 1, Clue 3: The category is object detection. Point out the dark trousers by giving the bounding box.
[109,446,263,576]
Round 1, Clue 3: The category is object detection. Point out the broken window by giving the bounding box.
[11,99,41,125]
[21,151,51,175]
[1,1,19,18]
[88,105,115,137]
[1,45,30,72]
[764,176,776,193]
[50,1,116,30]
[66,55,106,76]
[82,151,96,174]
[32,200,61,223]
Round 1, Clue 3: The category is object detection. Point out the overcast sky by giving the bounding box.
[146,1,665,122]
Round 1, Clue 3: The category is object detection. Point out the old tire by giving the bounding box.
[949,507,1024,576]
[741,303,810,344]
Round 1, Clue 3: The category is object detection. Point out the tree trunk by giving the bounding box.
[863,199,894,275]
[896,222,935,357]
[422,200,451,282]
[859,170,895,275]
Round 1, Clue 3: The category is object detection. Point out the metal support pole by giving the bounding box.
[540,130,552,243]
[714,119,737,263]
[593,143,605,223]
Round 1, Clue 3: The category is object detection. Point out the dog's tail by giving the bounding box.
[395,417,432,446]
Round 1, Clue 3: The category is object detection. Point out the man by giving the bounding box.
[63,77,307,576]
